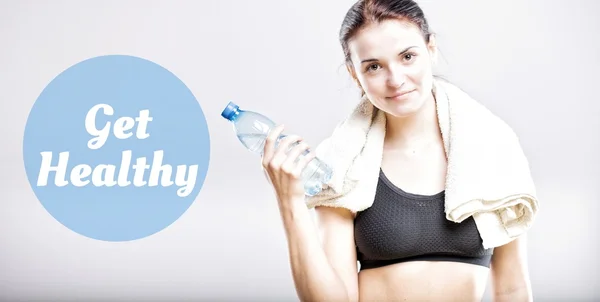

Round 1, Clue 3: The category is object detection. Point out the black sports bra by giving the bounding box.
[354,169,494,271]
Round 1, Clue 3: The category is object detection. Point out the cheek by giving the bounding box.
[361,75,387,94]
[407,61,429,81]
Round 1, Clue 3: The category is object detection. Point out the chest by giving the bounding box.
[354,175,488,261]
[381,140,447,196]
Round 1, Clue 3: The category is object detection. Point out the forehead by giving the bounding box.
[348,19,425,61]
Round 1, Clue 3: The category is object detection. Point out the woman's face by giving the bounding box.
[348,19,437,117]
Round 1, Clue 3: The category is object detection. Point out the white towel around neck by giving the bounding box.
[305,79,539,249]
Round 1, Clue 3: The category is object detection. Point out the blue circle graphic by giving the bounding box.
[23,55,210,241]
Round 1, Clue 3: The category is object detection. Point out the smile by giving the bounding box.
[386,89,415,101]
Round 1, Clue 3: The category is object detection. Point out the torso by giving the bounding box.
[355,135,492,302]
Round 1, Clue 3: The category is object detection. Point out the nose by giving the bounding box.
[387,64,406,88]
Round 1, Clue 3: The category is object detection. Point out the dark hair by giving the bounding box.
[339,0,433,65]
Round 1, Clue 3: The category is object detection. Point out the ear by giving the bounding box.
[346,63,357,82]
[427,34,438,65]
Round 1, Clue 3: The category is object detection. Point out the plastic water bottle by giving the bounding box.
[221,101,333,196]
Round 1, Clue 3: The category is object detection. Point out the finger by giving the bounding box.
[262,124,285,166]
[273,134,303,158]
[281,141,311,173]
[269,134,303,172]
[291,150,317,178]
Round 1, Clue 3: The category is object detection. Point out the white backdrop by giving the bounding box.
[1,0,598,301]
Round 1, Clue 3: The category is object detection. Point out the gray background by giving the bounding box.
[1,0,598,301]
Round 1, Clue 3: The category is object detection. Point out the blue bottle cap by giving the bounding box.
[221,101,239,121]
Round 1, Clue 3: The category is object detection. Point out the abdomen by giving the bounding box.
[358,261,490,302]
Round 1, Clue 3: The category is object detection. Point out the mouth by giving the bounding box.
[387,89,415,100]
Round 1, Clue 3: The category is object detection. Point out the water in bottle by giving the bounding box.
[221,101,332,196]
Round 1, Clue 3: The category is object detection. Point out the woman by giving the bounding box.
[261,0,533,301]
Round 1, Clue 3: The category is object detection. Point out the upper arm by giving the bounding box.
[314,206,360,302]
[490,234,533,301]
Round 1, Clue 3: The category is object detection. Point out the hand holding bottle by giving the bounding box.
[261,125,317,205]
[221,101,333,198]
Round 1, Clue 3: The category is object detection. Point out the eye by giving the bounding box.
[365,63,381,72]
[403,53,416,62]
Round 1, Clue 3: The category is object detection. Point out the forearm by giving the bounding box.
[279,200,351,302]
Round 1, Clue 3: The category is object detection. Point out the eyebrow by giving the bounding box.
[360,46,418,63]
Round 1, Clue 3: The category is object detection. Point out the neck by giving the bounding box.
[383,92,441,151]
